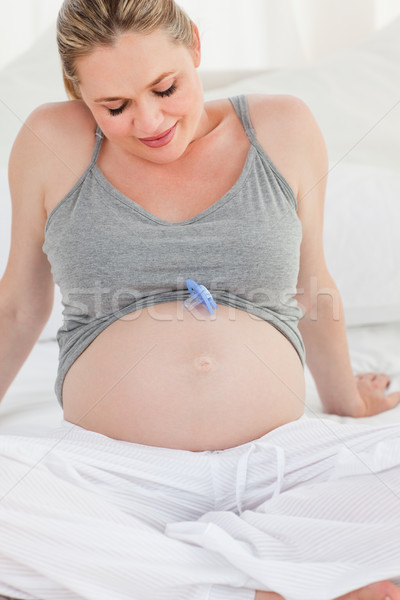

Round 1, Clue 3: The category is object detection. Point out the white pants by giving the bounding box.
[0,416,399,600]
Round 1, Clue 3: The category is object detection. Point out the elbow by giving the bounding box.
[296,280,344,324]
[13,292,55,332]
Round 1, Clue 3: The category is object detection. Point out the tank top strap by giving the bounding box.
[229,95,259,146]
[88,125,105,167]
[229,94,298,211]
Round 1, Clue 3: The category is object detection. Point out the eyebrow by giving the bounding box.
[93,71,176,103]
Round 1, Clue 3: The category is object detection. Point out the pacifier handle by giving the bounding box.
[184,279,218,314]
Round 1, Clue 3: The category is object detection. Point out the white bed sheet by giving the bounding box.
[1,321,399,435]
[304,322,400,426]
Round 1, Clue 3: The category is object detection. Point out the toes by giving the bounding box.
[337,580,400,599]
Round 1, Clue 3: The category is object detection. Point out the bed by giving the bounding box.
[0,17,399,433]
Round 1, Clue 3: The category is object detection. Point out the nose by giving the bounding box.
[133,99,164,137]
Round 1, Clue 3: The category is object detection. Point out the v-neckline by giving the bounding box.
[92,144,255,226]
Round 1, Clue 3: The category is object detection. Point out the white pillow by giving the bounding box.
[1,16,400,175]
[1,16,399,330]
[205,17,400,178]
[323,163,400,326]
[0,26,65,169]
[0,169,63,341]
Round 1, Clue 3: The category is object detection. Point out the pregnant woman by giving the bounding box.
[0,1,399,599]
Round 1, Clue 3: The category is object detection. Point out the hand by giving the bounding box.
[354,372,400,417]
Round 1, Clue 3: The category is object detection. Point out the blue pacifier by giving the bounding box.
[184,279,218,314]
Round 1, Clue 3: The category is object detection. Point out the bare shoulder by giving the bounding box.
[9,100,98,217]
[247,92,314,122]
[247,93,322,144]
[3,101,95,324]
[10,100,96,178]
[246,94,328,202]
[14,100,96,170]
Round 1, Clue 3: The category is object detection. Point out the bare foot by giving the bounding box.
[255,580,400,600]
[254,592,284,600]
[336,580,400,600]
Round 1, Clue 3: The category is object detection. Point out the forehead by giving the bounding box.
[76,30,190,95]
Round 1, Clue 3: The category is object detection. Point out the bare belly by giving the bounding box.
[62,302,305,451]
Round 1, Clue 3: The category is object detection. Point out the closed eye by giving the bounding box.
[107,83,177,116]
[154,83,177,98]
[108,102,128,116]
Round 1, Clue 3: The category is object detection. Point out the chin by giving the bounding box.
[142,148,188,165]
[137,134,193,164]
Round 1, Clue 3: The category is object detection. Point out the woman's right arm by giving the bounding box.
[0,107,56,403]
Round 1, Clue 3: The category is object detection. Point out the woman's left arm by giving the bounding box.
[291,98,400,417]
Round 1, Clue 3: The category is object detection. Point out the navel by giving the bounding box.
[193,355,215,373]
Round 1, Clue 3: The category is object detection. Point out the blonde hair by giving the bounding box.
[57,0,195,100]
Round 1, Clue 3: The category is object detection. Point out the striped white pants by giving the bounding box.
[0,416,399,600]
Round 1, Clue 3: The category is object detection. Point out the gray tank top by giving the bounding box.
[42,94,305,407]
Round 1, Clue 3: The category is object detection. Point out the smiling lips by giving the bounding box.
[138,122,178,148]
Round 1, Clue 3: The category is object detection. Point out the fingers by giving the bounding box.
[354,372,400,415]
[386,391,400,410]
[355,373,391,389]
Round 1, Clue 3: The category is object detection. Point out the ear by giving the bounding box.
[190,22,201,68]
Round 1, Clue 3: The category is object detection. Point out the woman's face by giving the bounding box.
[76,28,204,164]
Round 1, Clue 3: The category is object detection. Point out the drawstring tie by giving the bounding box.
[236,443,286,515]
